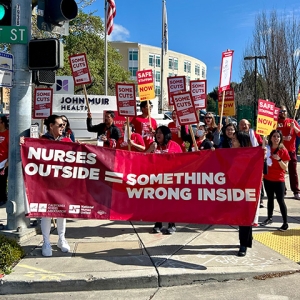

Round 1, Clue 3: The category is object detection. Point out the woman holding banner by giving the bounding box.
[21,115,72,257]
[231,131,254,256]
[220,123,237,148]
[146,125,182,234]
[261,129,290,231]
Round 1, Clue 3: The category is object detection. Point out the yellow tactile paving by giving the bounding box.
[253,228,300,263]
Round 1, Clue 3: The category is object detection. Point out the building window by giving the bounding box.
[168,73,173,77]
[156,55,161,67]
[155,86,161,95]
[184,61,191,73]
[155,71,161,82]
[174,58,178,70]
[168,57,178,70]
[202,66,206,78]
[195,64,200,76]
[186,76,190,86]
[129,67,138,77]
[168,57,173,69]
[149,54,154,66]
[129,50,138,61]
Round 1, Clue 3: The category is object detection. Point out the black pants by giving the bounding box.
[239,226,252,248]
[0,167,8,203]
[263,179,287,223]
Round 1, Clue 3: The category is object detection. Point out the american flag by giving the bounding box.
[106,0,116,36]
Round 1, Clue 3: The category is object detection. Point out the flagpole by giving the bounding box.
[160,0,166,114]
[104,0,108,95]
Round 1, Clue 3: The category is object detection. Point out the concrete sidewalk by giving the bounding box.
[1,178,300,295]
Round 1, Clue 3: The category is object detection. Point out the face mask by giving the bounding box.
[196,130,204,137]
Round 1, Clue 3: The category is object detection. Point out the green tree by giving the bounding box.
[31,10,131,95]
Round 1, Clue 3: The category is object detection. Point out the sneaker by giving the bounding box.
[152,222,162,233]
[164,223,176,235]
[259,204,264,208]
[294,193,300,200]
[278,223,289,231]
[42,243,52,257]
[57,239,70,252]
[237,246,247,257]
[261,218,273,226]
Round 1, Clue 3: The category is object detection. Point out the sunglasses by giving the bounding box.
[279,110,286,113]
[56,123,65,128]
[205,116,212,119]
[62,119,68,122]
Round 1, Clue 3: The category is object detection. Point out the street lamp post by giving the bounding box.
[244,55,267,124]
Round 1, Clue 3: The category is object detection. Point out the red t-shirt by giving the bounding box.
[117,133,145,152]
[131,115,157,149]
[0,130,9,163]
[168,122,187,152]
[277,118,300,151]
[150,140,182,154]
[264,147,290,182]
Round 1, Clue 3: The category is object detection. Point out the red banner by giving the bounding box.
[21,139,263,226]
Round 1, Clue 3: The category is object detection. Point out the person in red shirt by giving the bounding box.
[131,101,157,149]
[0,115,9,206]
[262,129,290,231]
[277,105,300,200]
[146,126,182,234]
[168,110,187,152]
[117,123,145,152]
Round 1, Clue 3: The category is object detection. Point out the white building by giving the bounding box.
[109,41,207,110]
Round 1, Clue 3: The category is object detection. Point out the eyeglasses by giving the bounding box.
[279,110,286,113]
[205,116,212,119]
[56,123,65,128]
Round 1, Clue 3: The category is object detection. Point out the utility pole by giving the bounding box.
[6,0,32,230]
[244,55,267,124]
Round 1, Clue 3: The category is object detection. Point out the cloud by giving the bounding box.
[108,24,130,41]
[294,48,300,57]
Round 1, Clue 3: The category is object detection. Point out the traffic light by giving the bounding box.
[28,38,64,70]
[37,0,78,35]
[0,1,11,26]
[32,70,56,86]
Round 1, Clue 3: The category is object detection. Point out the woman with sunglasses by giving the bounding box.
[61,115,75,142]
[204,112,222,147]
[146,125,182,234]
[20,115,72,256]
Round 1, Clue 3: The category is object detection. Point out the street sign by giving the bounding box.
[0,25,27,44]
[0,51,13,88]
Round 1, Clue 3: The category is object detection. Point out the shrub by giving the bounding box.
[0,234,25,274]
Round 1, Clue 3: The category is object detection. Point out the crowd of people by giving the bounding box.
[3,103,300,257]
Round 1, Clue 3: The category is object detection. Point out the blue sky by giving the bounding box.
[85,0,300,92]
